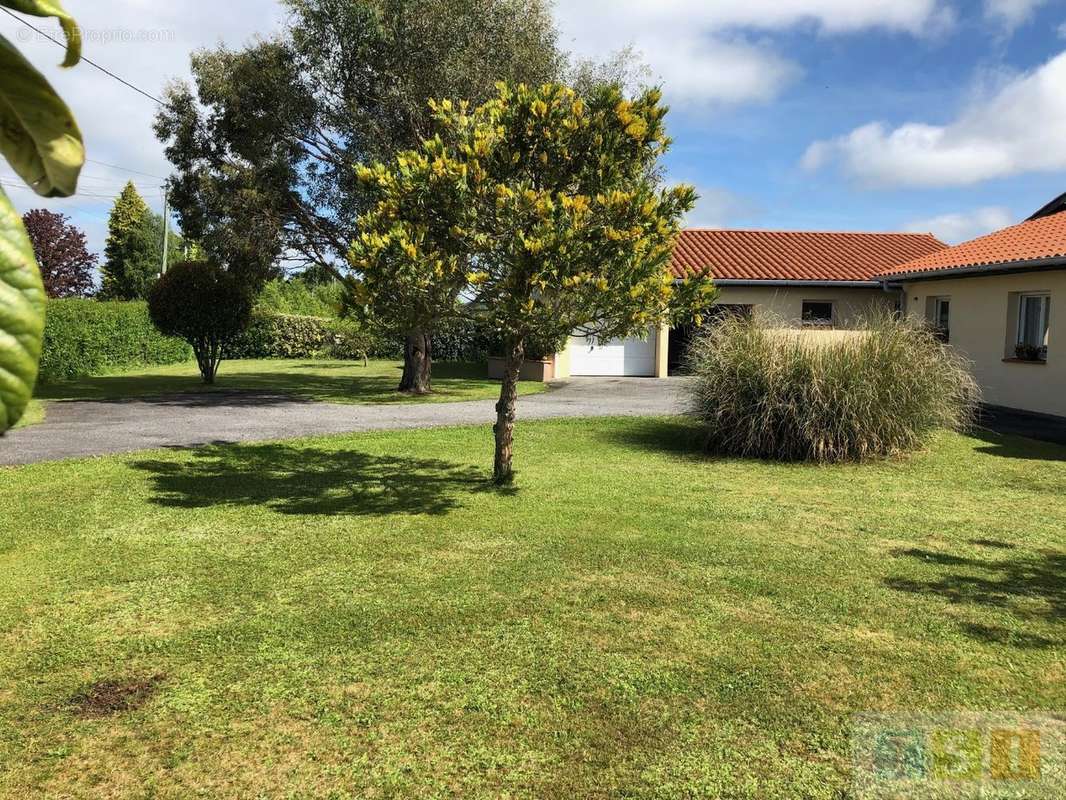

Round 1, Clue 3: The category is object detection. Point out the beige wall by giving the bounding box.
[902,270,1066,417]
[715,284,897,327]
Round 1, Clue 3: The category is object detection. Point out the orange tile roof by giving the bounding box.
[883,211,1066,278]
[671,229,947,283]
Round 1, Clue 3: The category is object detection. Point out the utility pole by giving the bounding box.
[160,186,170,276]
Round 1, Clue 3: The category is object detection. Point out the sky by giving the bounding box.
[3,0,1066,261]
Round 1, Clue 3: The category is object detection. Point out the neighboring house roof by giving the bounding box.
[671,229,947,285]
[883,209,1066,280]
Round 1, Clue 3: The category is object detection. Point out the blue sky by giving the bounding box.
[4,0,1066,259]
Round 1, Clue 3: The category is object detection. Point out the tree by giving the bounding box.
[0,0,85,432]
[147,261,253,384]
[349,83,716,482]
[21,209,97,298]
[154,0,564,392]
[100,182,163,300]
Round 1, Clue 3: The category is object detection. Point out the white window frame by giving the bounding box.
[1016,293,1050,360]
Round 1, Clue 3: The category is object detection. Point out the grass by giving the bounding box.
[34,359,548,405]
[12,400,45,430]
[0,418,1063,797]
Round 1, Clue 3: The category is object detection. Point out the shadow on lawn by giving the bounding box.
[36,362,495,405]
[131,441,499,517]
[885,545,1066,649]
[968,421,1066,463]
[597,416,707,458]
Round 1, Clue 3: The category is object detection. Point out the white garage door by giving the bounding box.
[569,330,657,377]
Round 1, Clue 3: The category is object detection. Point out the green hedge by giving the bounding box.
[254,278,345,318]
[39,300,192,383]
[227,313,383,361]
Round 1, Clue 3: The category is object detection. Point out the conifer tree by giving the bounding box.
[101,182,160,300]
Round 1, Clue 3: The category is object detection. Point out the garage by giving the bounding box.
[568,329,658,377]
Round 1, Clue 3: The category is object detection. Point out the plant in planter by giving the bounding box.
[1014,343,1046,362]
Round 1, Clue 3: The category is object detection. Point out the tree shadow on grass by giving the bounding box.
[130,441,503,517]
[885,545,1066,649]
[596,416,708,460]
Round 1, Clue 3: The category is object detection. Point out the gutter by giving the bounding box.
[882,256,1066,284]
[708,279,881,288]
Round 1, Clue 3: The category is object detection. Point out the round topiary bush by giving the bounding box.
[148,261,253,384]
[686,313,980,462]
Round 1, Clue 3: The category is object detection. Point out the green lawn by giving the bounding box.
[0,419,1063,798]
[34,359,547,405]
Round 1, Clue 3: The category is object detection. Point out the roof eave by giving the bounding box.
[884,256,1066,283]
[694,278,882,288]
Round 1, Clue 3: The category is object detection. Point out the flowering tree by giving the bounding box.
[22,209,97,297]
[349,83,715,482]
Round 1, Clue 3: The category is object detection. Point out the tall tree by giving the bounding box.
[100,182,168,300]
[349,83,716,482]
[21,209,97,297]
[154,0,564,392]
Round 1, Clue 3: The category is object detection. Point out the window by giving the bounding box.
[801,301,835,327]
[1016,294,1050,361]
[933,297,951,342]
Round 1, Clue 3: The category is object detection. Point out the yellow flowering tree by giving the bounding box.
[349,82,715,483]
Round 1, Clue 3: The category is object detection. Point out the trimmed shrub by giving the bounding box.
[148,261,253,384]
[687,314,980,463]
[39,299,192,382]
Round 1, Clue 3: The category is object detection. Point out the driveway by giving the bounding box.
[1,378,688,466]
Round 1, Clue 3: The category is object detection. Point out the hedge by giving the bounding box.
[227,313,385,361]
[38,300,555,383]
[39,299,192,383]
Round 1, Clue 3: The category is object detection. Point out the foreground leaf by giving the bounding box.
[1,0,81,66]
[0,32,84,197]
[0,185,46,430]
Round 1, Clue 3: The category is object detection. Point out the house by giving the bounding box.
[881,195,1066,421]
[551,228,947,378]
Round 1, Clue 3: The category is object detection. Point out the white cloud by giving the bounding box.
[984,0,1048,29]
[553,0,950,107]
[2,1,286,253]
[903,206,1014,244]
[801,51,1066,188]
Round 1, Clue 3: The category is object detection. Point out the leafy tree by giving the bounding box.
[0,0,84,432]
[349,83,716,482]
[154,0,564,391]
[21,209,97,298]
[100,182,160,300]
[148,261,253,384]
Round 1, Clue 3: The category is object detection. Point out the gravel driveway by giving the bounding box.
[1,378,688,466]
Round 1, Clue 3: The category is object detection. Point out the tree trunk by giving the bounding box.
[493,340,524,485]
[398,331,432,394]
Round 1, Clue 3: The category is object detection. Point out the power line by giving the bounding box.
[85,159,167,180]
[0,7,164,106]
[0,179,121,200]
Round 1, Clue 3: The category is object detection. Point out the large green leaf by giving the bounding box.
[1,0,81,66]
[0,185,46,431]
[0,31,84,197]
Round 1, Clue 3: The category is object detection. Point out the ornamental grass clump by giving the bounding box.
[686,313,980,463]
